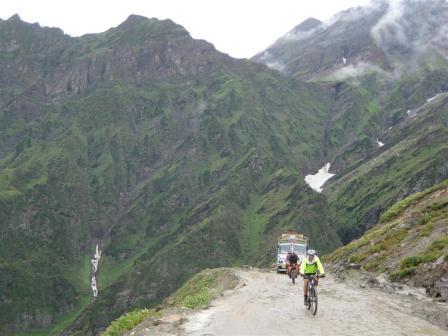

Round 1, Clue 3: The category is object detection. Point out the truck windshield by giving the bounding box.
[294,244,307,254]
[278,244,306,254]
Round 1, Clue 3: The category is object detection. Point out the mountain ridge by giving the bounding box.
[253,0,448,80]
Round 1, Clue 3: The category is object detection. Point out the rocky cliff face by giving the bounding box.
[0,14,236,104]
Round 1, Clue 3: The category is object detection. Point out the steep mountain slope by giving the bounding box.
[253,0,448,166]
[253,0,448,243]
[326,179,448,299]
[0,15,341,335]
[327,91,448,242]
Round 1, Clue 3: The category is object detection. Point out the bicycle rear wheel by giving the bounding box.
[311,286,318,315]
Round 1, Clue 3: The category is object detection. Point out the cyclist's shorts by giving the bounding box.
[303,273,317,279]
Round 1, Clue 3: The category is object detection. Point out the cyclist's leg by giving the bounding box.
[303,278,309,295]
[303,277,309,304]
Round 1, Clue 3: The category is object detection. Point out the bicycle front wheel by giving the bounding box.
[307,283,312,310]
[311,286,318,315]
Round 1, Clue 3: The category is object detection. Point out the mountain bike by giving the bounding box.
[303,274,324,315]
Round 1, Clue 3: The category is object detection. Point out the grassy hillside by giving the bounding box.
[326,180,448,288]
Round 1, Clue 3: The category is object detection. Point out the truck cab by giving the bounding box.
[276,233,308,273]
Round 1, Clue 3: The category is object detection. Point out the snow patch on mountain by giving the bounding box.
[304,163,335,193]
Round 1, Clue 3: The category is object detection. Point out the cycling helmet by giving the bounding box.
[306,249,317,264]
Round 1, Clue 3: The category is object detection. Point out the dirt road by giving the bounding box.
[181,269,447,336]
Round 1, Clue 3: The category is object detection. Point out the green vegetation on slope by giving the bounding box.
[171,268,238,309]
[390,236,448,281]
[326,93,448,244]
[381,180,448,222]
[326,180,448,282]
[101,309,158,336]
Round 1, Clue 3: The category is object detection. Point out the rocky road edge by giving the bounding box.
[328,262,448,330]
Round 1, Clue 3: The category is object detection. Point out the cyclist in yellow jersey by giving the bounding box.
[300,249,325,305]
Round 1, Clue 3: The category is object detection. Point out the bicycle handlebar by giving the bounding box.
[301,274,325,279]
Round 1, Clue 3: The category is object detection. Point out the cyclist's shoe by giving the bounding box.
[304,296,308,305]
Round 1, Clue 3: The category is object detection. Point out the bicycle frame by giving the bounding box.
[305,275,317,291]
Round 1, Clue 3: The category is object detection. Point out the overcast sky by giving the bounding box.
[0,0,372,58]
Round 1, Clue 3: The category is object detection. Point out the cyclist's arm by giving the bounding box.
[316,257,325,275]
[299,259,305,274]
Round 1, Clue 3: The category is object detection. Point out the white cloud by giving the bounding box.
[282,26,321,42]
[266,61,286,71]
[329,62,386,80]
[371,0,408,47]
